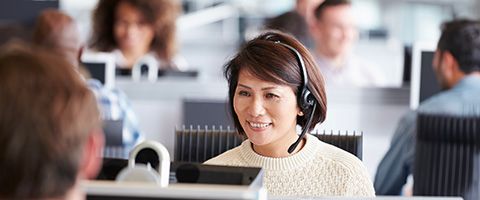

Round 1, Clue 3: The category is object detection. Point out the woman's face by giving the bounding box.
[234,69,301,148]
[114,2,154,54]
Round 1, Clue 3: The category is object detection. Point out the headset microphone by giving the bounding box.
[288,103,316,153]
[269,39,318,154]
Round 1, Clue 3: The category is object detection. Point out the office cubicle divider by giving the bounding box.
[174,126,363,163]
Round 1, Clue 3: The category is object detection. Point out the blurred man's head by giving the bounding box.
[433,19,480,89]
[310,0,357,61]
[0,43,104,199]
[295,0,324,25]
[32,9,82,66]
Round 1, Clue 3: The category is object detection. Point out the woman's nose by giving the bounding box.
[247,97,266,117]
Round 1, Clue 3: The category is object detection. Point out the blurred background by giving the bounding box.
[1,0,479,181]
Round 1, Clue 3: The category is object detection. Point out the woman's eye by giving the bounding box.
[266,93,279,99]
[238,90,250,97]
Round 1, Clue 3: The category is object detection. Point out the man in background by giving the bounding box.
[32,9,144,156]
[264,0,323,48]
[0,43,104,199]
[375,19,480,195]
[309,0,385,87]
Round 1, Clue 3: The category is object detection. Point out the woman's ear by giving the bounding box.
[298,111,304,116]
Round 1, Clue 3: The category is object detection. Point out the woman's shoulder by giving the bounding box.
[203,143,245,166]
[309,135,366,173]
[309,135,375,196]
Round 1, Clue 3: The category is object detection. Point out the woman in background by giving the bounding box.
[89,0,187,70]
[204,31,375,197]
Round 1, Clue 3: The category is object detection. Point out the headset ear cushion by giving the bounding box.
[300,89,315,111]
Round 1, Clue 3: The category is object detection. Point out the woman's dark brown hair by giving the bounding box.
[89,0,179,63]
[224,31,327,135]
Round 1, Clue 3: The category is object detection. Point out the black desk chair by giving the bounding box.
[174,126,363,163]
[413,113,480,200]
[312,130,363,160]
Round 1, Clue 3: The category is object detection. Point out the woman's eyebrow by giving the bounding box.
[238,83,278,91]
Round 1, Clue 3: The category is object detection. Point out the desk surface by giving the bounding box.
[84,180,461,200]
[84,180,263,200]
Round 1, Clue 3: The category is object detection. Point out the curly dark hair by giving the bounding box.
[89,0,180,63]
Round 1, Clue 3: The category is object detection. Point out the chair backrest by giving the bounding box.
[414,113,480,200]
[313,130,363,160]
[174,126,363,163]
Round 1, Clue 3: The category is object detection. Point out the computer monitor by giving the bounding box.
[96,160,261,186]
[89,162,263,200]
[183,99,234,128]
[103,119,123,147]
[102,119,126,159]
[410,42,442,109]
[81,52,116,89]
[116,68,199,78]
[402,45,412,84]
[172,162,260,185]
[0,0,58,45]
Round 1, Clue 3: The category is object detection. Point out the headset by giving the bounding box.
[265,36,318,154]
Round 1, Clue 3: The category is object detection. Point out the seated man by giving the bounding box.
[0,43,104,199]
[32,9,144,155]
[374,19,480,195]
[309,0,386,87]
[264,0,324,49]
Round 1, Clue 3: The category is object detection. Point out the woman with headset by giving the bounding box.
[204,31,375,197]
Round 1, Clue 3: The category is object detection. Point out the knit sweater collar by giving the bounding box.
[238,134,320,170]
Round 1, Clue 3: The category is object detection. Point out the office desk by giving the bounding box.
[116,78,411,177]
[84,180,461,200]
[84,180,264,200]
[271,197,461,200]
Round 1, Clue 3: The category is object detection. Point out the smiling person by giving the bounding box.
[89,0,187,70]
[204,31,375,197]
[309,0,385,87]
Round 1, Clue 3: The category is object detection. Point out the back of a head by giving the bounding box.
[264,12,311,46]
[0,43,100,199]
[437,19,480,73]
[314,0,351,20]
[32,9,81,66]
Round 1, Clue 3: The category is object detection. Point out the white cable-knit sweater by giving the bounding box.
[204,134,375,197]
